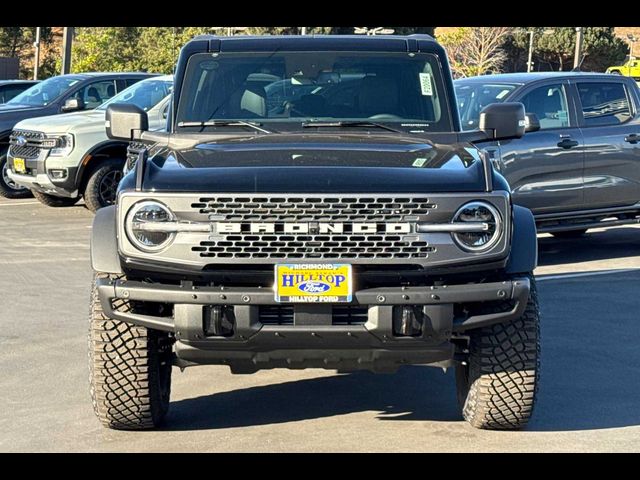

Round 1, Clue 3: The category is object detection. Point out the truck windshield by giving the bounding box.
[454,82,517,131]
[98,78,173,112]
[6,76,83,107]
[176,51,452,132]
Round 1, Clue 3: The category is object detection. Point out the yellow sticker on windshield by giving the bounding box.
[419,73,433,96]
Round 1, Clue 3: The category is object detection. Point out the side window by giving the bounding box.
[577,82,633,127]
[519,83,570,130]
[71,80,117,109]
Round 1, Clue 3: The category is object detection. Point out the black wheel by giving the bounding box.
[32,190,80,207]
[89,273,173,430]
[455,274,540,430]
[0,152,32,199]
[83,160,124,213]
[551,229,588,239]
[609,70,622,75]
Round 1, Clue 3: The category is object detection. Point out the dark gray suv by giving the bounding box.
[455,72,640,237]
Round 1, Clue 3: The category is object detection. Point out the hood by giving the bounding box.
[131,133,489,194]
[13,109,105,133]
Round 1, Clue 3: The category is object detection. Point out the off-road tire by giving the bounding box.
[0,152,32,199]
[89,272,173,430]
[82,160,124,213]
[455,274,540,430]
[551,229,587,239]
[32,190,80,207]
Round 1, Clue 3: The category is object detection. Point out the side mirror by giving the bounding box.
[479,102,526,140]
[62,97,84,112]
[105,103,148,141]
[524,113,541,133]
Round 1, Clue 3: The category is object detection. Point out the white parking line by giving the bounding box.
[0,202,39,206]
[536,268,640,281]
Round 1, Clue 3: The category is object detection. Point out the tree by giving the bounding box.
[506,27,628,72]
[439,27,511,77]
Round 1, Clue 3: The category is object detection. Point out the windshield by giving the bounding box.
[98,78,173,111]
[176,51,452,132]
[7,76,83,107]
[455,82,517,131]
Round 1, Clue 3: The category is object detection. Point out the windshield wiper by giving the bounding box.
[302,120,405,134]
[177,120,273,134]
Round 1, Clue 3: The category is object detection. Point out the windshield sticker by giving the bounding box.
[419,73,433,96]
[496,89,510,99]
[413,157,428,167]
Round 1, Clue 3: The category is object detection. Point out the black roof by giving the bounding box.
[188,34,438,53]
[454,71,621,85]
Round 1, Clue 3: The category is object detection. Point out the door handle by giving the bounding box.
[557,138,579,149]
[625,133,640,144]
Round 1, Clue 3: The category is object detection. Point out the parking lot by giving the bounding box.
[0,196,639,452]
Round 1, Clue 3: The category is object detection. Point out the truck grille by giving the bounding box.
[9,130,45,159]
[258,305,368,325]
[190,196,437,260]
[192,196,436,222]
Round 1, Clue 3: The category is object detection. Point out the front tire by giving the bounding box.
[455,275,540,430]
[32,190,80,207]
[82,160,124,213]
[0,153,32,199]
[89,273,173,430]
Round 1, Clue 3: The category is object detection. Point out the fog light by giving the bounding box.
[48,169,67,180]
[203,305,235,337]
[392,305,424,337]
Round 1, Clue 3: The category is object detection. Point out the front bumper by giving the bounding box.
[6,155,78,198]
[96,276,530,373]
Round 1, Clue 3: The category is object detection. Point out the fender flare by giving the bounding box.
[506,204,538,274]
[91,205,123,274]
[75,140,129,187]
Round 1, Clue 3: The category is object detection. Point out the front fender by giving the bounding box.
[91,205,123,274]
[505,204,538,274]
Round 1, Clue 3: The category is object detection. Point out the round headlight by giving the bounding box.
[452,201,502,252]
[125,201,176,252]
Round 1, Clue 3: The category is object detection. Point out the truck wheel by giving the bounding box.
[609,70,622,75]
[0,153,32,199]
[32,190,80,207]
[83,160,124,213]
[551,229,587,239]
[89,272,172,430]
[455,274,540,430]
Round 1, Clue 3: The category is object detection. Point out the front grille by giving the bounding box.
[9,130,45,159]
[258,305,368,325]
[192,196,436,222]
[125,142,146,171]
[190,196,436,260]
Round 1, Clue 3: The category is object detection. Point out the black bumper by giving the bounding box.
[96,276,530,373]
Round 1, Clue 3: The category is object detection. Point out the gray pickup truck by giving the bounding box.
[455,72,640,236]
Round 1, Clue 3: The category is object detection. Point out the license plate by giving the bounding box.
[274,264,352,303]
[13,158,25,173]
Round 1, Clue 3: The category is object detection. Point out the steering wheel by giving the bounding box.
[368,113,403,120]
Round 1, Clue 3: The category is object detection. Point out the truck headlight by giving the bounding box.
[452,201,502,252]
[48,134,74,157]
[125,201,176,252]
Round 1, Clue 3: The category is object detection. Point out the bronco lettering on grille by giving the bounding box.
[214,222,411,234]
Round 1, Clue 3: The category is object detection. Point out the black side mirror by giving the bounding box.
[62,97,84,112]
[479,102,526,140]
[524,112,541,133]
[106,103,149,141]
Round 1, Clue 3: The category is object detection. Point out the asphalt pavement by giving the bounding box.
[1,197,639,452]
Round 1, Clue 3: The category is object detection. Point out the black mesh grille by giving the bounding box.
[9,130,45,159]
[258,305,369,325]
